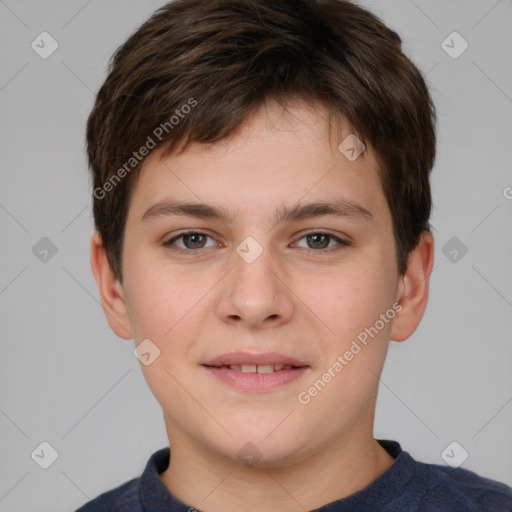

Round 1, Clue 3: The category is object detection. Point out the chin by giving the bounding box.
[233,442,308,469]
[217,424,309,468]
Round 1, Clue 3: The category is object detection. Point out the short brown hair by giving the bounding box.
[86,0,436,281]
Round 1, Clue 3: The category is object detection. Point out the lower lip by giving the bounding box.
[202,365,310,392]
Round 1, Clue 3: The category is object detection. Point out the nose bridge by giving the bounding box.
[232,235,279,304]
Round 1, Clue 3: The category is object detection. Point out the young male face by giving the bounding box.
[92,100,433,488]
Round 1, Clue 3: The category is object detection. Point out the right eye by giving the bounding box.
[163,231,218,252]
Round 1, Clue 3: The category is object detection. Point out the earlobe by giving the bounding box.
[90,231,133,340]
[391,231,435,342]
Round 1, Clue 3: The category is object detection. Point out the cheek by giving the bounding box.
[122,253,194,341]
[294,265,395,432]
[124,263,206,410]
[300,257,395,341]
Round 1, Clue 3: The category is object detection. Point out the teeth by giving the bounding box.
[223,364,295,373]
[257,365,274,374]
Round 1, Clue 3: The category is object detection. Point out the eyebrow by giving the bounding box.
[141,198,373,225]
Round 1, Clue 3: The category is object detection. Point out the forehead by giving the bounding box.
[126,101,388,225]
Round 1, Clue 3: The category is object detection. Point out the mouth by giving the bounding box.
[203,363,304,373]
[201,353,310,392]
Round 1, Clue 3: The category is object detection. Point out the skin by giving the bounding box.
[91,100,434,512]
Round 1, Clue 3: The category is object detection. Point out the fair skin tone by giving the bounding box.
[91,100,434,512]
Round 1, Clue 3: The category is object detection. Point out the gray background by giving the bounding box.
[1,1,511,510]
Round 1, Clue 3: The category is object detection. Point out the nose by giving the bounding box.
[215,240,295,330]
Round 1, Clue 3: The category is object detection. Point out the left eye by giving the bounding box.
[294,232,349,251]
[164,231,349,252]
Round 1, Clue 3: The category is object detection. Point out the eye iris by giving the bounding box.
[307,234,329,249]
[184,233,206,249]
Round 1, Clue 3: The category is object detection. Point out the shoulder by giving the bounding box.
[414,460,512,511]
[74,447,170,512]
[75,477,140,512]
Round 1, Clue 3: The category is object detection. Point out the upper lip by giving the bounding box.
[203,352,309,367]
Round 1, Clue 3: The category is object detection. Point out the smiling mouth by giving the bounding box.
[204,364,304,373]
[202,363,310,392]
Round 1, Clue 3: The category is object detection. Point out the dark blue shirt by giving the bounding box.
[75,440,512,511]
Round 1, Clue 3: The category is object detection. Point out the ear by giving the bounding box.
[391,231,434,342]
[90,231,133,340]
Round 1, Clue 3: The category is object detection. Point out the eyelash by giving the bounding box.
[163,231,351,254]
